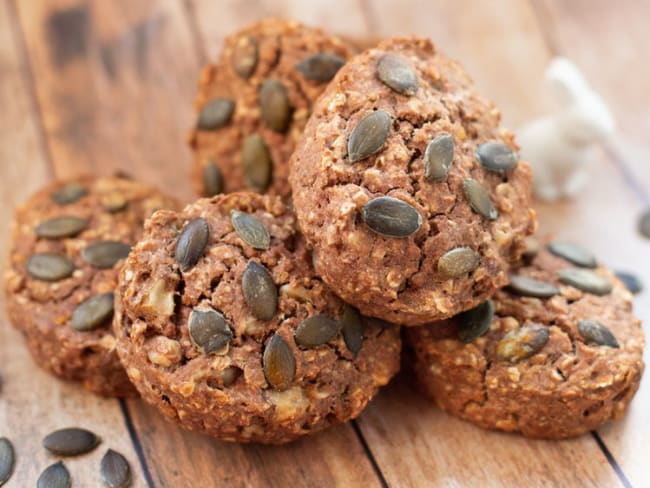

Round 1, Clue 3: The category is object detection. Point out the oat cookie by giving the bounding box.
[114,192,401,444]
[4,176,179,397]
[289,37,536,326]
[188,19,353,198]
[406,241,645,438]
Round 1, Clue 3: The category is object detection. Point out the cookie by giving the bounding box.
[4,176,180,397]
[113,192,401,443]
[406,241,645,438]
[289,37,536,326]
[188,19,353,198]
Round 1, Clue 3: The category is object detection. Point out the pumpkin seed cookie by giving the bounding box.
[188,19,353,198]
[289,37,536,326]
[4,176,179,397]
[406,241,645,438]
[113,192,401,444]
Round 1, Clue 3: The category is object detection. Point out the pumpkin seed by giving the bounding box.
[547,241,597,268]
[376,53,418,95]
[296,52,345,82]
[463,179,498,220]
[26,253,75,282]
[37,462,70,488]
[263,333,295,390]
[508,274,559,298]
[457,300,495,343]
[82,241,131,269]
[189,308,232,354]
[615,270,643,294]
[43,427,100,456]
[231,210,270,250]
[101,193,128,213]
[578,320,620,348]
[438,247,480,277]
[476,142,518,172]
[341,305,364,356]
[100,449,131,488]
[35,216,87,239]
[260,79,292,132]
[638,209,650,239]
[71,293,114,331]
[175,218,209,271]
[51,183,88,205]
[242,261,277,320]
[361,196,422,238]
[295,315,340,347]
[203,161,224,196]
[496,324,549,363]
[559,269,612,295]
[196,98,235,130]
[241,134,272,192]
[232,35,258,79]
[348,111,391,163]
[0,438,15,485]
[424,134,454,181]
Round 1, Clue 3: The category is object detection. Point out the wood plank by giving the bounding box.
[353,0,626,486]
[0,1,143,486]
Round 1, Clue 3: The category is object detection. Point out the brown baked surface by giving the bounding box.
[114,192,401,444]
[4,176,179,397]
[188,19,353,198]
[406,243,645,438]
[289,37,536,326]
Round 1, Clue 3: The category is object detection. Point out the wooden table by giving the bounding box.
[1,1,648,486]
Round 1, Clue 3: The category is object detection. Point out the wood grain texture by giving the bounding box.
[0,1,143,486]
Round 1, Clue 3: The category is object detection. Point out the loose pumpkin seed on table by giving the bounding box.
[42,427,100,456]
[100,449,131,488]
[112,192,401,443]
[37,462,70,488]
[0,438,15,485]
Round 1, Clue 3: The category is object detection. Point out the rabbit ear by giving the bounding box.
[545,57,590,104]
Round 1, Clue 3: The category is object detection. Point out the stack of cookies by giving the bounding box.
[5,19,644,444]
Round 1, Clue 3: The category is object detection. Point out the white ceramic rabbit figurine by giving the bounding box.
[518,57,615,201]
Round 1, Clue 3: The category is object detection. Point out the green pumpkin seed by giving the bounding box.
[43,427,100,456]
[508,274,559,298]
[100,449,131,488]
[296,52,345,82]
[242,261,277,320]
[51,183,88,205]
[0,438,15,485]
[476,142,518,172]
[457,299,494,343]
[175,218,210,271]
[26,253,75,282]
[463,179,498,220]
[82,241,131,269]
[615,270,643,294]
[231,210,270,250]
[37,461,70,488]
[241,134,272,192]
[578,320,620,348]
[196,98,235,130]
[71,293,114,331]
[638,209,650,239]
[189,308,232,354]
[496,324,549,363]
[341,305,364,356]
[295,315,340,347]
[35,216,87,239]
[203,161,224,196]
[424,134,454,181]
[548,241,597,268]
[438,247,480,277]
[232,35,258,79]
[263,333,295,390]
[348,111,391,163]
[376,53,418,95]
[260,79,292,132]
[559,269,612,295]
[361,196,422,238]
